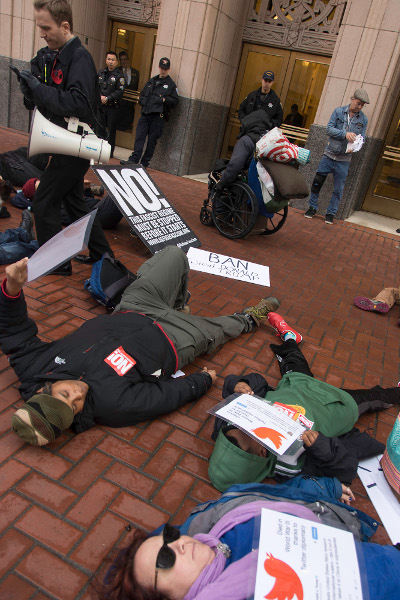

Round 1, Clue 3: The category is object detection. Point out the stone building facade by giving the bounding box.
[1,0,399,219]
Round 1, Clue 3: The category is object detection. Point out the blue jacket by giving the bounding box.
[325,104,368,156]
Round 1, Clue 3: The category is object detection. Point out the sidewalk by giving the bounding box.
[0,126,399,599]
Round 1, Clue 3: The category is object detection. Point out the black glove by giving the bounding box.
[19,70,41,98]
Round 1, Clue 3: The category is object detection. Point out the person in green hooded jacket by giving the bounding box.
[209,312,400,492]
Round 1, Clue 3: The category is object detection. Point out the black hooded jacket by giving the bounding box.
[0,283,211,433]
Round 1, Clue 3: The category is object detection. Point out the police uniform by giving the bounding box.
[126,69,179,167]
[98,67,125,154]
[22,37,112,262]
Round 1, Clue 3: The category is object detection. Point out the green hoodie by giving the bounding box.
[209,372,359,492]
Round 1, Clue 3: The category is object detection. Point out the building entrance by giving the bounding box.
[221,43,330,157]
[362,97,400,218]
[109,21,157,150]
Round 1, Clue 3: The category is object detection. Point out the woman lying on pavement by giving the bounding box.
[98,475,400,600]
[208,313,400,491]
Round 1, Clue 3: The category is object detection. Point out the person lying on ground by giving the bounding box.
[3,245,280,446]
[98,476,400,600]
[354,286,400,315]
[0,210,38,264]
[208,313,399,491]
[19,178,122,234]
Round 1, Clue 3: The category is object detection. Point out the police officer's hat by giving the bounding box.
[159,57,171,69]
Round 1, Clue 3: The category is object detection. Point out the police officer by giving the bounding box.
[98,51,125,157]
[121,57,179,168]
[18,0,113,272]
[238,70,283,127]
[217,70,283,188]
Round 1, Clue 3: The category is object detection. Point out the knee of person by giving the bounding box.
[311,173,327,194]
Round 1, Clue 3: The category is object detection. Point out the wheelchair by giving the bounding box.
[200,158,289,240]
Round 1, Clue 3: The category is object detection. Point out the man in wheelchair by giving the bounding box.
[215,70,283,190]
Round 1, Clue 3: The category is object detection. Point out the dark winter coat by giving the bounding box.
[139,74,179,115]
[238,87,283,129]
[0,283,212,433]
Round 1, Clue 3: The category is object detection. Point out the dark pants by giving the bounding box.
[33,154,112,261]
[104,106,118,155]
[61,194,123,230]
[128,113,165,167]
[271,340,400,416]
[0,227,39,264]
[219,135,255,186]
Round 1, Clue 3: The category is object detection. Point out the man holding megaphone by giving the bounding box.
[17,0,113,274]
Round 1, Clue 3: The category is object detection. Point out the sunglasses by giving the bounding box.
[154,523,181,590]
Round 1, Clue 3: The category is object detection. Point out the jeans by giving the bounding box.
[0,227,39,264]
[309,155,350,215]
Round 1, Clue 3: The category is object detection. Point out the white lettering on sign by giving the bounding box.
[104,346,136,376]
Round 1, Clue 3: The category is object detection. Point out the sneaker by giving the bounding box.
[267,312,303,344]
[19,209,35,241]
[353,296,390,314]
[304,207,316,219]
[0,205,11,218]
[325,214,334,225]
[120,159,137,166]
[243,297,281,326]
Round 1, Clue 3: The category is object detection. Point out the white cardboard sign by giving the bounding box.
[254,508,363,600]
[214,394,305,456]
[187,247,270,286]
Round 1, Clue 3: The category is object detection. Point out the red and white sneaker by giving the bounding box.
[267,312,303,344]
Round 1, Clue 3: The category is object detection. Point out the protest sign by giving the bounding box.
[187,248,270,286]
[92,165,200,254]
[254,508,364,600]
[27,211,96,283]
[210,394,305,456]
[358,455,400,544]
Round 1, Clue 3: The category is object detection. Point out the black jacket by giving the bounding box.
[139,74,179,115]
[0,283,212,433]
[98,67,125,106]
[217,373,384,485]
[24,36,100,129]
[238,88,283,129]
[238,110,272,143]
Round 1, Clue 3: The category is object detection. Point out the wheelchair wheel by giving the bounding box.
[261,205,288,235]
[200,205,213,227]
[212,181,259,239]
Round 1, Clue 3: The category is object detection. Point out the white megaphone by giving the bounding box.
[28,108,111,164]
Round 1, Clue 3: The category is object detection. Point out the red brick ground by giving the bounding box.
[0,125,399,599]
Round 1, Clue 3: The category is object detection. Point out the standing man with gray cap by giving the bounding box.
[121,57,179,168]
[304,89,369,225]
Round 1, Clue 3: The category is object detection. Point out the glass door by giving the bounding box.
[109,21,157,149]
[362,97,400,217]
[221,44,330,157]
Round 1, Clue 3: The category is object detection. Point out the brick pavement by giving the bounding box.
[0,125,399,599]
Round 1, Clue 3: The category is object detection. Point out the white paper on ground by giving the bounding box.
[357,454,400,544]
[213,394,305,456]
[187,247,270,286]
[26,211,96,283]
[254,508,363,600]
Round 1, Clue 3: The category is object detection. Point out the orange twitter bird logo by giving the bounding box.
[252,427,286,449]
[264,553,303,600]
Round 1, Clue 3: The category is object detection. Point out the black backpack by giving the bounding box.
[84,253,136,310]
